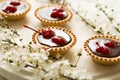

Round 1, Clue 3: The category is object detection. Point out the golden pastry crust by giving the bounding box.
[32,26,76,54]
[0,0,31,20]
[35,4,73,26]
[84,35,120,65]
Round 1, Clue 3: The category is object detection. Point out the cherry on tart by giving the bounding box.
[0,0,31,20]
[90,39,120,58]
[96,46,110,55]
[95,42,110,55]
[41,29,55,39]
[32,26,76,54]
[10,1,21,6]
[35,4,73,26]
[37,28,70,47]
[50,8,66,19]
[104,41,116,48]
[52,36,67,46]
[53,8,64,12]
[84,35,120,65]
[3,5,17,13]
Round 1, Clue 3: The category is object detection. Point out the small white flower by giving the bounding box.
[79,76,86,80]
[80,69,87,73]
[87,76,93,80]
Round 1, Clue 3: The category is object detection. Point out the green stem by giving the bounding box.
[74,55,81,67]
[10,34,17,44]
[2,39,17,46]
[114,27,120,33]
[71,49,82,67]
[96,4,113,23]
[63,75,77,80]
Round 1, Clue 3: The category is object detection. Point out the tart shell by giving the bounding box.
[32,26,77,55]
[84,35,120,65]
[0,1,31,20]
[35,4,73,26]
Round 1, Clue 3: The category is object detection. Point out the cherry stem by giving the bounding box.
[60,0,65,9]
[96,42,100,47]
[23,25,42,34]
[23,25,51,50]
[23,25,52,51]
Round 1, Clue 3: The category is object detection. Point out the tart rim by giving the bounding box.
[35,4,73,25]
[32,26,77,52]
[84,35,120,62]
[0,0,31,17]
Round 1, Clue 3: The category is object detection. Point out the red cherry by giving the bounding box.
[58,13,65,19]
[3,5,17,13]
[41,29,55,39]
[50,11,59,18]
[52,36,67,46]
[53,8,64,12]
[10,1,21,6]
[57,9,64,12]
[96,46,110,54]
[104,41,115,48]
[50,8,65,19]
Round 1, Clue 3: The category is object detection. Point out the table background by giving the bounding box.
[0,0,120,80]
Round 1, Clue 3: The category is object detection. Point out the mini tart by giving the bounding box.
[35,4,73,26]
[32,26,76,54]
[0,0,31,20]
[84,35,120,65]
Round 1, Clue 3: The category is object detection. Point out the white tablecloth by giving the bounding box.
[0,0,120,80]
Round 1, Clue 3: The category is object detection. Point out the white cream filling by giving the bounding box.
[37,28,71,47]
[88,39,107,53]
[0,1,27,13]
[39,7,68,21]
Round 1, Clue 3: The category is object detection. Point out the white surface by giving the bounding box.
[0,0,120,80]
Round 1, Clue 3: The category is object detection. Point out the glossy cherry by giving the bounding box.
[105,41,115,48]
[52,36,67,46]
[50,8,65,19]
[53,8,64,12]
[3,5,17,13]
[96,46,110,54]
[10,1,21,6]
[41,29,55,39]
[58,12,65,19]
[96,41,110,54]
[50,11,60,18]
